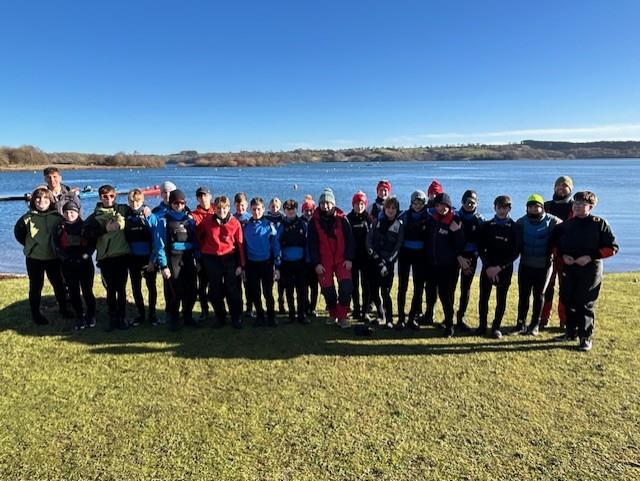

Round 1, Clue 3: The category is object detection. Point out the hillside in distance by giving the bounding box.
[2,140,640,169]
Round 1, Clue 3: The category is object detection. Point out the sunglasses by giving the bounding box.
[172,200,186,205]
[101,194,116,199]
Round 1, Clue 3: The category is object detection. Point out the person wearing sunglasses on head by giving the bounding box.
[83,185,132,331]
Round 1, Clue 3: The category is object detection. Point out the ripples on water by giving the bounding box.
[1,159,638,273]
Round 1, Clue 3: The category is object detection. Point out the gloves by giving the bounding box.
[379,260,389,277]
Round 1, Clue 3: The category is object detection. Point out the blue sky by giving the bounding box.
[1,0,639,154]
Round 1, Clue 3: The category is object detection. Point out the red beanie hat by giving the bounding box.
[352,191,368,206]
[376,180,392,193]
[301,195,316,211]
[427,180,443,196]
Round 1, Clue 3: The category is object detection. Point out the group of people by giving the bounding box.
[14,167,618,351]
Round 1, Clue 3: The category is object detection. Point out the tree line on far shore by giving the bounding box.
[2,140,640,169]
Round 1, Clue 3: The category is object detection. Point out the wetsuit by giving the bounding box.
[346,210,372,320]
[54,218,96,326]
[366,214,404,325]
[456,207,485,324]
[154,209,198,329]
[423,209,465,334]
[476,216,520,333]
[542,194,574,326]
[278,216,308,322]
[397,207,430,324]
[301,215,319,316]
[125,206,158,323]
[551,215,618,341]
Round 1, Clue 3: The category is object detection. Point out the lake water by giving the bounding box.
[2,159,638,273]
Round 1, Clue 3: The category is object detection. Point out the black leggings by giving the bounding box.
[165,252,197,325]
[305,263,319,314]
[425,264,459,328]
[478,264,513,330]
[196,261,211,316]
[397,248,426,322]
[128,255,157,320]
[369,262,395,323]
[246,260,275,322]
[456,254,478,322]
[281,259,306,320]
[351,257,370,317]
[202,253,241,324]
[99,255,129,324]
[517,264,550,328]
[26,257,67,321]
[61,259,96,320]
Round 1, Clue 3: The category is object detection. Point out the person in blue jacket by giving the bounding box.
[153,189,198,331]
[125,188,159,326]
[278,199,309,324]
[513,194,562,336]
[243,197,281,327]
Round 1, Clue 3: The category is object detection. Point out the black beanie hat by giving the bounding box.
[62,200,80,213]
[169,189,186,204]
[462,190,478,203]
[434,192,452,208]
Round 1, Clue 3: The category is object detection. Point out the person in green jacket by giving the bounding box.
[14,187,70,325]
[83,184,132,331]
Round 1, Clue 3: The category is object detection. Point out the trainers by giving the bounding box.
[74,319,86,331]
[130,316,143,327]
[579,338,593,351]
[339,318,350,329]
[491,329,503,339]
[325,317,336,326]
[510,322,526,335]
[526,325,539,336]
[408,320,421,331]
[445,326,455,338]
[85,316,97,328]
[395,321,406,331]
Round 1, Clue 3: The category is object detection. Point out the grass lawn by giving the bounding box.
[0,272,639,480]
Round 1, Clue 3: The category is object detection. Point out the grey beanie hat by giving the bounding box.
[318,187,336,205]
[411,190,427,203]
[160,181,177,193]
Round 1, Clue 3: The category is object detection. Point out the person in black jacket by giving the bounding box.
[367,197,404,329]
[476,195,520,338]
[541,175,574,328]
[550,191,618,351]
[423,193,464,337]
[53,201,97,330]
[347,191,373,321]
[455,190,485,331]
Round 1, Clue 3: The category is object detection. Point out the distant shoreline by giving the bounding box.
[2,140,640,171]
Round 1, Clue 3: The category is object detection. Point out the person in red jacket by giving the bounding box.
[196,195,245,328]
[191,186,215,322]
[307,187,356,328]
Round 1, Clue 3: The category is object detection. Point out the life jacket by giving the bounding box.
[166,217,194,254]
[125,210,152,245]
[521,214,553,266]
[280,217,306,248]
[372,216,403,261]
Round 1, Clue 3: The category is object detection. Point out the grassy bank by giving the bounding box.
[0,273,639,480]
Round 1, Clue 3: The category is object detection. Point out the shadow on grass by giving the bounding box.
[0,295,574,360]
